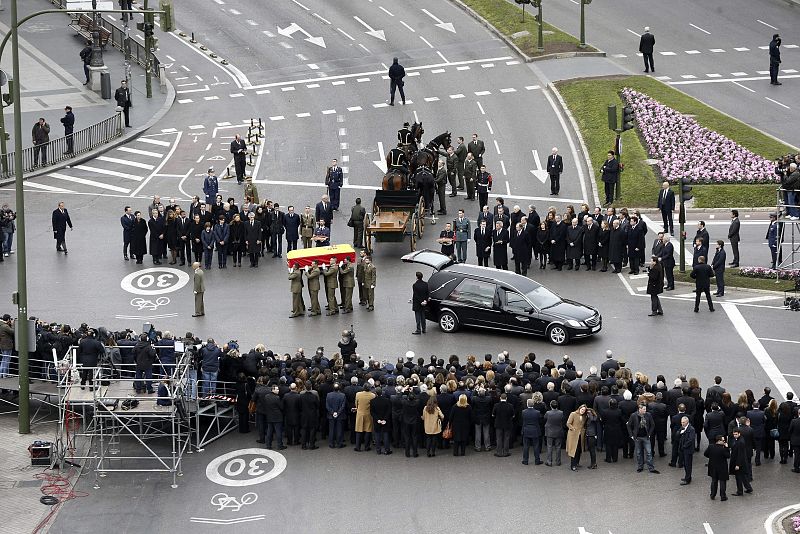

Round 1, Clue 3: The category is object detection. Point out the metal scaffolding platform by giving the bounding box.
[776,187,800,272]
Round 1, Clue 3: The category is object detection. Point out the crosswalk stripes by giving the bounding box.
[19,132,180,196]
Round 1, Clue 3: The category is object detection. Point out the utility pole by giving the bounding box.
[144,0,153,98]
[678,176,693,273]
[90,0,104,67]
[9,0,30,434]
[535,0,543,52]
[579,0,591,48]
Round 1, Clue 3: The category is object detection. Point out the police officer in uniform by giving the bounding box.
[306,260,322,316]
[398,122,413,146]
[476,165,493,210]
[388,143,408,177]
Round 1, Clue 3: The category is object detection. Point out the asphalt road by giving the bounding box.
[544,0,800,147]
[2,0,800,532]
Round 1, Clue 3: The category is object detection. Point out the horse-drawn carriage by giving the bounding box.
[365,122,450,254]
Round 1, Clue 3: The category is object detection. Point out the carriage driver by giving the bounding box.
[388,143,409,176]
[398,122,413,146]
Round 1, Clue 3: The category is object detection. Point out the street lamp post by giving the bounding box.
[536,0,544,52]
[579,0,591,49]
[90,0,104,67]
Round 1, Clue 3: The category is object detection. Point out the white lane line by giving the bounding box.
[482,62,495,67]
[413,110,419,123]
[723,303,793,400]
[407,72,420,77]
[500,87,517,93]
[500,161,507,176]
[681,75,697,79]
[20,181,73,193]
[757,19,779,30]
[486,120,493,135]
[292,0,309,10]
[431,69,445,73]
[262,30,275,37]
[612,54,627,58]
[256,89,270,94]
[505,181,511,195]
[312,13,330,24]
[734,47,750,51]
[332,80,345,85]
[204,96,219,101]
[706,73,722,78]
[307,83,320,88]
[669,74,800,85]
[161,128,178,133]
[783,69,798,73]
[357,77,370,82]
[456,65,470,70]
[337,27,355,41]
[436,51,448,63]
[617,272,636,296]
[373,103,388,108]
[246,20,258,26]
[785,44,799,48]
[765,97,791,109]
[281,86,296,92]
[690,23,711,34]
[322,109,336,114]
[97,156,154,170]
[228,8,241,15]
[307,63,319,70]
[48,173,131,193]
[75,165,144,181]
[359,43,371,53]
[727,295,783,304]
[626,28,640,37]
[709,48,725,53]
[297,53,308,61]
[212,0,224,4]
[347,106,362,111]
[685,50,701,54]
[117,146,163,158]
[506,60,520,65]
[379,6,393,16]
[270,115,285,121]
[188,124,205,130]
[296,112,311,117]
[525,85,540,90]
[493,139,501,155]
[424,97,439,102]
[659,51,677,56]
[476,101,485,115]
[475,90,491,96]
[137,137,171,147]
[543,82,589,203]
[703,523,714,534]
[400,20,415,32]
[420,35,434,48]
[731,72,748,76]
[731,81,756,93]
[449,93,465,99]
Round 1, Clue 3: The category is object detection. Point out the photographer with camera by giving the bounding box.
[0,203,16,258]
[0,314,14,378]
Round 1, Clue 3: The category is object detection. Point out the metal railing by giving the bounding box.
[0,112,123,181]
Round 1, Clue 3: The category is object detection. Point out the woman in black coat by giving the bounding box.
[599,399,624,462]
[704,436,730,499]
[549,215,567,270]
[165,210,179,264]
[597,220,611,271]
[147,209,165,265]
[437,388,456,448]
[234,372,254,433]
[608,220,625,273]
[565,219,584,270]
[189,214,204,263]
[299,384,320,449]
[448,394,472,456]
[130,211,148,264]
[228,214,246,267]
[535,221,549,269]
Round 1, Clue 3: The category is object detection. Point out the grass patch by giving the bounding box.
[462,0,590,57]
[673,271,794,292]
[555,76,795,209]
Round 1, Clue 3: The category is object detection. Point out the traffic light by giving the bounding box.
[2,80,13,106]
[144,23,154,38]
[621,105,635,132]
[680,176,693,202]
[159,0,175,32]
[514,0,531,4]
[607,104,617,131]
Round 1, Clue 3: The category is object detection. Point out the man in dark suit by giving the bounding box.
[473,220,492,267]
[678,416,696,485]
[728,210,740,266]
[729,428,753,495]
[52,201,73,253]
[626,216,646,274]
[176,210,192,266]
[325,159,344,211]
[60,106,75,154]
[547,147,563,196]
[284,206,301,252]
[493,394,515,457]
[120,206,134,260]
[511,222,532,275]
[230,134,247,183]
[315,194,334,228]
[704,435,730,500]
[411,272,429,335]
[655,234,674,291]
[521,398,543,465]
[114,80,132,127]
[270,203,285,258]
[600,151,619,206]
[692,238,708,268]
[492,220,509,270]
[766,213,778,268]
[695,221,710,249]
[639,27,655,72]
[657,181,675,235]
[476,205,493,229]
[691,255,715,313]
[468,133,485,169]
[711,240,726,296]
[244,211,262,267]
[371,388,393,455]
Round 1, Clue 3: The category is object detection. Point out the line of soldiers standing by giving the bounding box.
[289,252,377,318]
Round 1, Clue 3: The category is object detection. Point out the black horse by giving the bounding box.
[410,131,452,178]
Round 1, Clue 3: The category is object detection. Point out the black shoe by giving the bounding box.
[411,331,421,335]
[680,480,690,485]
[720,495,727,501]
[256,439,265,444]
[636,468,643,472]
[650,469,660,474]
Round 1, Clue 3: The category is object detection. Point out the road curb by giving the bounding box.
[0,78,176,189]
[671,278,789,297]
[448,0,606,63]
[764,502,800,534]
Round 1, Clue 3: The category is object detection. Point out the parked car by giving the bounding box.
[402,250,601,345]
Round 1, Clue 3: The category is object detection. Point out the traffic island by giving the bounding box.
[555,75,797,209]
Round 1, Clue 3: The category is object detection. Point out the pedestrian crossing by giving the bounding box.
[14,132,180,197]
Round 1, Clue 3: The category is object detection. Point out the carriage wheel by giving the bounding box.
[410,215,418,252]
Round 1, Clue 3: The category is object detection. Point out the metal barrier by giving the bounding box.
[0,112,124,181]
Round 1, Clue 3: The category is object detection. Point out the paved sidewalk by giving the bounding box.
[0,413,61,534]
[529,55,633,84]
[0,0,168,150]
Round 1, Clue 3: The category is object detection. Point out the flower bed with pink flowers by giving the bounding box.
[621,88,779,185]
[738,266,800,280]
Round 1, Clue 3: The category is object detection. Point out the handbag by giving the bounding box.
[442,423,453,440]
[770,428,780,439]
[248,400,257,414]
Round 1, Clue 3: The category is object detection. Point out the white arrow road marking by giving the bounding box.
[276,22,326,48]
[373,141,387,173]
[530,149,548,183]
[353,16,386,41]
[421,8,456,33]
